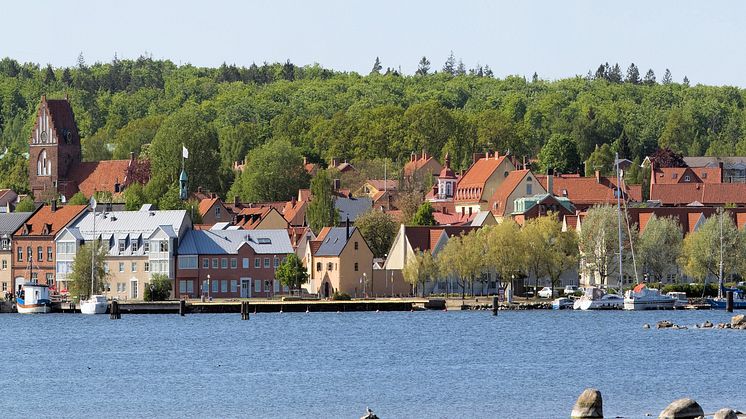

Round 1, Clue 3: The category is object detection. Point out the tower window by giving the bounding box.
[37,150,51,176]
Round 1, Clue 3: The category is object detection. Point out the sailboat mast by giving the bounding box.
[719,208,724,299]
[615,153,624,294]
[90,203,96,297]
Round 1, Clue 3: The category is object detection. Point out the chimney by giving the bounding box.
[331,157,339,168]
[333,179,341,191]
[211,192,216,199]
[51,200,57,212]
[547,168,554,195]
[719,161,724,183]
[234,195,239,206]
[198,186,203,193]
[495,151,499,160]
[345,217,350,239]
[411,152,416,162]
[129,151,135,162]
[595,170,601,184]
[291,195,297,205]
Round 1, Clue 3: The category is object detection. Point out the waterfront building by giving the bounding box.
[303,225,374,298]
[27,95,147,202]
[489,169,546,221]
[175,229,294,299]
[55,207,191,300]
[535,171,642,211]
[454,152,516,216]
[12,203,87,292]
[0,212,34,294]
[682,156,746,183]
[511,193,575,226]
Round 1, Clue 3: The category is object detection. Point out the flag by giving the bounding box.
[89,196,97,210]
[182,145,189,159]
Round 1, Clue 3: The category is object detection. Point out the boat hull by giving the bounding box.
[80,297,108,315]
[579,298,623,310]
[623,299,676,310]
[16,301,52,314]
[707,299,746,310]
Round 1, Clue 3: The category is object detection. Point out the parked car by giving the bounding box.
[563,285,578,296]
[538,287,554,298]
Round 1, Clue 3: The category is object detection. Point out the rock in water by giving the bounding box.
[657,320,674,329]
[713,408,737,419]
[731,314,745,327]
[702,321,713,328]
[571,388,603,418]
[658,398,704,418]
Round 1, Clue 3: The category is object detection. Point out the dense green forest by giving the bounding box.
[1,55,746,204]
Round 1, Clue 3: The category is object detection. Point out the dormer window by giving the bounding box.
[702,172,708,179]
[562,189,568,197]
[684,175,690,182]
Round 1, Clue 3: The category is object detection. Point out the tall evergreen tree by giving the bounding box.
[306,169,338,233]
[662,69,673,84]
[608,63,623,83]
[625,63,640,84]
[43,64,56,84]
[483,64,493,77]
[415,56,430,76]
[532,72,539,83]
[61,68,72,86]
[442,51,456,75]
[643,69,656,85]
[683,76,690,86]
[594,64,606,80]
[370,57,382,75]
[282,59,295,81]
[455,60,466,76]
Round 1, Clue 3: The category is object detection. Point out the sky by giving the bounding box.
[2,0,745,86]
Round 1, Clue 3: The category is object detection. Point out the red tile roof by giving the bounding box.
[432,211,476,226]
[628,207,746,235]
[653,167,721,185]
[536,174,640,207]
[234,207,287,229]
[69,160,131,198]
[650,183,746,206]
[455,155,510,202]
[198,197,219,217]
[14,204,87,237]
[365,179,398,191]
[403,153,442,178]
[282,200,307,226]
[564,215,578,230]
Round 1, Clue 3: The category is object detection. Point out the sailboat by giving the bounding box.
[707,209,746,309]
[80,196,107,315]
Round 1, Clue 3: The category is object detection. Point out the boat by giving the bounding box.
[80,196,108,315]
[80,294,108,314]
[707,286,746,309]
[623,283,675,310]
[574,287,624,310]
[551,297,574,310]
[16,283,52,314]
[666,291,689,309]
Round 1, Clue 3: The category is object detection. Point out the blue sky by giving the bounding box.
[3,0,745,86]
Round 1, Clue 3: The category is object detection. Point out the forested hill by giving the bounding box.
[1,55,745,202]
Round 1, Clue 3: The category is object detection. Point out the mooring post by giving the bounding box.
[110,300,121,319]
[492,296,498,316]
[241,301,250,320]
[727,290,734,313]
[179,299,186,316]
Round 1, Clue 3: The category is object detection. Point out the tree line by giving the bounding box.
[2,55,746,209]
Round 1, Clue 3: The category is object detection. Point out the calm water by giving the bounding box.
[2,310,744,418]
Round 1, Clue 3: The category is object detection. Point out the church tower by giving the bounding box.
[28,95,82,201]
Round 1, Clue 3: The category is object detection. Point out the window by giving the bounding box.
[684,175,690,182]
[144,262,150,272]
[143,240,150,252]
[212,280,218,293]
[702,172,708,179]
[212,258,218,269]
[46,273,53,284]
[47,246,53,261]
[37,149,51,176]
[132,240,139,252]
[202,258,209,269]
[37,246,43,262]
[254,258,260,268]
[316,262,322,272]
[327,262,333,271]
[131,262,137,272]
[179,256,198,270]
[1,260,6,270]
[215,206,221,219]
[160,241,169,252]
[119,262,125,272]
[179,281,194,295]
[16,247,22,262]
[0,239,9,250]
[273,257,279,268]
[1,282,5,291]
[231,280,238,293]
[119,240,126,252]
[221,258,228,269]
[526,183,532,195]
[231,258,237,269]
[131,281,138,299]
[354,242,359,250]
[31,272,38,282]
[264,258,270,268]
[242,258,249,268]
[273,280,279,293]
[254,280,261,293]
[354,262,359,271]
[27,247,32,261]
[104,263,110,273]
[221,280,228,293]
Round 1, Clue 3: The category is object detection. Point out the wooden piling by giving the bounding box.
[727,290,734,313]
[179,299,186,316]
[492,296,498,316]
[241,301,250,320]
[110,300,121,319]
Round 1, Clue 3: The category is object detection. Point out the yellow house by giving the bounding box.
[303,226,373,298]
[454,152,516,215]
[0,212,34,295]
[488,169,547,222]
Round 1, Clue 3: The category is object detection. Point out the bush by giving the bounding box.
[661,283,719,298]
[332,292,351,301]
[144,274,171,301]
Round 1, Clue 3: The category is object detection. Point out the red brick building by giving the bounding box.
[11,203,87,292]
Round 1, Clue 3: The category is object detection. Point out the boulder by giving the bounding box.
[713,408,737,419]
[701,321,713,328]
[571,388,603,418]
[657,320,674,329]
[731,314,745,327]
[658,398,704,419]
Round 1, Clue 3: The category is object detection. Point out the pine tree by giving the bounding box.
[442,51,456,75]
[594,64,606,80]
[662,69,673,85]
[532,72,539,83]
[43,64,56,84]
[282,59,295,81]
[455,60,466,76]
[683,76,690,86]
[643,69,656,85]
[609,63,623,83]
[483,64,493,77]
[61,68,72,86]
[370,56,382,75]
[415,56,430,76]
[625,63,640,84]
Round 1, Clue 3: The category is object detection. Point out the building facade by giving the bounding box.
[0,212,33,295]
[304,226,374,298]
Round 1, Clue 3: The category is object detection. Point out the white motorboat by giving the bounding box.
[666,291,689,309]
[623,284,675,310]
[80,295,108,314]
[551,297,574,310]
[574,287,624,310]
[16,283,52,314]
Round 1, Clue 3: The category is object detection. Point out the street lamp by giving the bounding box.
[207,274,211,301]
[390,271,394,297]
[149,283,155,302]
[363,272,367,298]
[273,255,278,299]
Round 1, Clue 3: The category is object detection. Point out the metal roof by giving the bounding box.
[0,212,32,236]
[335,197,372,222]
[314,227,355,257]
[178,229,293,255]
[67,209,189,239]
